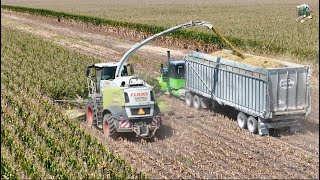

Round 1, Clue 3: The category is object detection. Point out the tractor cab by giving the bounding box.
[86,62,134,93]
[165,60,185,90]
[157,51,186,96]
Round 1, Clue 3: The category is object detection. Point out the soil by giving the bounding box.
[2,10,319,179]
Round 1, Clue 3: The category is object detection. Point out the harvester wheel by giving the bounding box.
[185,92,193,107]
[103,113,118,138]
[247,116,258,134]
[86,102,94,127]
[193,95,202,110]
[237,112,247,129]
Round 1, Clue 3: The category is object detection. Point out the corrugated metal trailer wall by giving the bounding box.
[185,52,311,120]
[185,54,268,118]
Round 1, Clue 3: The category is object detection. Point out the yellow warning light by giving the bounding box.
[137,108,145,115]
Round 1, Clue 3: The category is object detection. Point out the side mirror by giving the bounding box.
[130,64,134,74]
[85,68,90,77]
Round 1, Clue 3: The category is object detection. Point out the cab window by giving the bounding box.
[101,66,128,80]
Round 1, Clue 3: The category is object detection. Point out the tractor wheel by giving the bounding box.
[193,95,202,110]
[103,113,118,138]
[247,116,258,134]
[237,112,247,129]
[185,92,193,107]
[86,102,94,127]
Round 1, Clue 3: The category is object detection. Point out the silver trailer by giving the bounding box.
[184,51,311,135]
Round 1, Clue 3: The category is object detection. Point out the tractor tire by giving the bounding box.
[103,113,118,138]
[237,112,247,129]
[86,101,94,127]
[193,95,202,110]
[185,92,193,107]
[247,116,258,134]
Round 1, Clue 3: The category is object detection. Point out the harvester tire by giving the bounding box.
[193,95,202,110]
[86,101,94,127]
[247,116,258,134]
[103,113,118,138]
[237,112,247,129]
[185,92,193,107]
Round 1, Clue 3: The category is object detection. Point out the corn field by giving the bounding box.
[1,26,147,179]
[1,2,319,61]
[1,8,319,179]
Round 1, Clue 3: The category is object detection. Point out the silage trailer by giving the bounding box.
[158,51,311,135]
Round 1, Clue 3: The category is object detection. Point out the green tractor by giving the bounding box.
[296,4,312,23]
[157,51,186,98]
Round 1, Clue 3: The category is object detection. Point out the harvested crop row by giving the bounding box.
[159,95,319,178]
[80,93,318,179]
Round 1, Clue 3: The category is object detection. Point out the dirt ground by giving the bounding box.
[2,11,319,179]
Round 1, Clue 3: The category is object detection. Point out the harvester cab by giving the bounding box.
[86,62,134,92]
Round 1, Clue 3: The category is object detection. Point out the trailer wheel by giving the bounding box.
[247,116,258,134]
[211,100,218,110]
[237,112,247,129]
[103,113,118,138]
[193,95,202,110]
[200,97,211,109]
[185,92,193,107]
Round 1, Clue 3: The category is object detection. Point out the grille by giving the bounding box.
[130,108,151,115]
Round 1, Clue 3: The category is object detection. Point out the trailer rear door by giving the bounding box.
[268,67,311,114]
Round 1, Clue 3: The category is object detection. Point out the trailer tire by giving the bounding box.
[237,112,247,129]
[103,113,118,138]
[193,95,202,110]
[211,100,218,110]
[185,92,193,107]
[200,97,211,109]
[247,116,258,134]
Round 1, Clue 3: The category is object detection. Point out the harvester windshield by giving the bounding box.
[101,66,128,80]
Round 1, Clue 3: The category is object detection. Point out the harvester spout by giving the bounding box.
[115,21,214,77]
